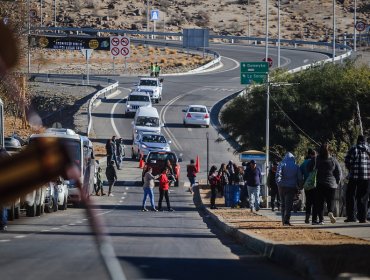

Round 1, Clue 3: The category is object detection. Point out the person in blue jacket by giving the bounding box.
[276,152,303,226]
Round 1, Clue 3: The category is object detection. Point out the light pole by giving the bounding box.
[40,0,43,27]
[146,0,150,39]
[277,0,281,67]
[247,0,251,44]
[27,0,31,75]
[265,0,269,61]
[54,0,57,28]
[354,0,357,52]
[332,0,336,61]
[265,74,270,190]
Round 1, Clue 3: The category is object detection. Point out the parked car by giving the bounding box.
[124,91,152,117]
[143,151,182,187]
[132,131,171,159]
[182,105,210,128]
[4,137,22,220]
[44,177,68,213]
[135,76,163,103]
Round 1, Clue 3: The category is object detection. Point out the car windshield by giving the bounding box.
[129,95,150,102]
[136,116,159,127]
[139,80,158,86]
[142,135,166,143]
[147,153,176,163]
[189,107,207,113]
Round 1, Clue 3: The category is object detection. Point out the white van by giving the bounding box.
[131,106,162,141]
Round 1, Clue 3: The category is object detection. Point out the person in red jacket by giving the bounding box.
[158,167,174,211]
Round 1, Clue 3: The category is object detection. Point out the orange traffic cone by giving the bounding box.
[139,154,145,169]
[195,155,200,173]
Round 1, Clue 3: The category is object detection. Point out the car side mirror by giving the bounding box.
[160,78,164,83]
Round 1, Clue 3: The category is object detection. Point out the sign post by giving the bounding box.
[151,10,159,39]
[81,49,93,85]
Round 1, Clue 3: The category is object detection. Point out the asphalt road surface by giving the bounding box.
[0,44,329,279]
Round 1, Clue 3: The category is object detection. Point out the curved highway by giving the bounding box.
[0,44,329,280]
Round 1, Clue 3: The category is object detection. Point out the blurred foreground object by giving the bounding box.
[0,137,74,204]
[0,20,18,76]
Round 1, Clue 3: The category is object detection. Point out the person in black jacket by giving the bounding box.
[308,143,342,225]
[267,161,280,211]
[105,160,118,197]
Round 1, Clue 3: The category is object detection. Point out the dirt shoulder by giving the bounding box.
[198,187,370,278]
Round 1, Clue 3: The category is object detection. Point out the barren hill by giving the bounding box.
[22,0,370,43]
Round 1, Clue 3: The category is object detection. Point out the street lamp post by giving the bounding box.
[206,132,209,186]
[354,0,357,52]
[248,0,251,44]
[54,0,57,29]
[27,0,31,75]
[277,0,281,67]
[332,0,336,61]
[265,74,270,194]
[265,0,269,61]
[40,0,43,27]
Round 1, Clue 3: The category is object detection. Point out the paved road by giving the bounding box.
[0,44,329,279]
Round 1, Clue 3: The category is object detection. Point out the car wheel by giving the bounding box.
[36,203,44,216]
[58,195,67,210]
[26,203,36,217]
[7,205,15,221]
[45,199,53,213]
[156,99,159,103]
[206,125,209,128]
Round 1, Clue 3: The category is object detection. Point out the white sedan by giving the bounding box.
[182,105,210,128]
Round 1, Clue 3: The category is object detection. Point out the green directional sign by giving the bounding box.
[240,62,269,85]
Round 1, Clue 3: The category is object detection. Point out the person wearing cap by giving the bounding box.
[105,160,118,197]
[344,135,370,223]
[244,160,262,212]
[187,159,198,194]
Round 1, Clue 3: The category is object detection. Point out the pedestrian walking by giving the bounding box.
[244,160,262,212]
[267,161,280,211]
[344,135,370,223]
[276,152,303,226]
[300,148,317,224]
[157,167,174,211]
[149,62,155,77]
[309,143,342,225]
[154,62,161,77]
[209,165,220,209]
[217,163,230,198]
[116,137,125,168]
[94,167,106,196]
[110,135,120,169]
[187,159,198,194]
[105,160,117,197]
[142,166,159,211]
[105,139,113,166]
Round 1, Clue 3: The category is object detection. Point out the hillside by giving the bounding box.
[22,0,370,42]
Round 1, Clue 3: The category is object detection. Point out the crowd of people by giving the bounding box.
[203,135,370,227]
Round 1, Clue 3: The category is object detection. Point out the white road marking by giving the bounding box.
[119,200,123,203]
[51,227,60,230]
[14,235,26,239]
[125,188,129,190]
[187,128,192,132]
[41,229,51,232]
[69,223,75,226]
[0,240,10,242]
[111,98,126,138]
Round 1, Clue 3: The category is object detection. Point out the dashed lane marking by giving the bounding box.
[14,235,26,239]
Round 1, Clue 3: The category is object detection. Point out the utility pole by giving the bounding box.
[40,0,43,27]
[146,0,150,39]
[27,0,31,75]
[248,0,251,44]
[277,0,281,67]
[265,0,269,61]
[265,73,270,195]
[54,0,57,29]
[332,0,336,61]
[354,0,357,52]
[206,132,209,186]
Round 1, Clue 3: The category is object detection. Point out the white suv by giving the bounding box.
[124,91,152,117]
[136,77,163,103]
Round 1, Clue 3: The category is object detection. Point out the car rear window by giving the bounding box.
[139,80,158,86]
[129,95,150,102]
[189,107,206,113]
[136,116,159,127]
[147,153,176,162]
[142,135,166,143]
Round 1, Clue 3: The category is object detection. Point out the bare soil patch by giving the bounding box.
[199,187,370,278]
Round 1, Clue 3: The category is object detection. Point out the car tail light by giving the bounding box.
[186,113,192,118]
[204,114,209,119]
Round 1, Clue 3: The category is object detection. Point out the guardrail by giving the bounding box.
[87,81,119,136]
[30,73,119,136]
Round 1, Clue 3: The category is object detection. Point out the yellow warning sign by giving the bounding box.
[89,39,99,49]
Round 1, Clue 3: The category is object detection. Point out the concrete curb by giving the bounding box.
[193,185,329,280]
